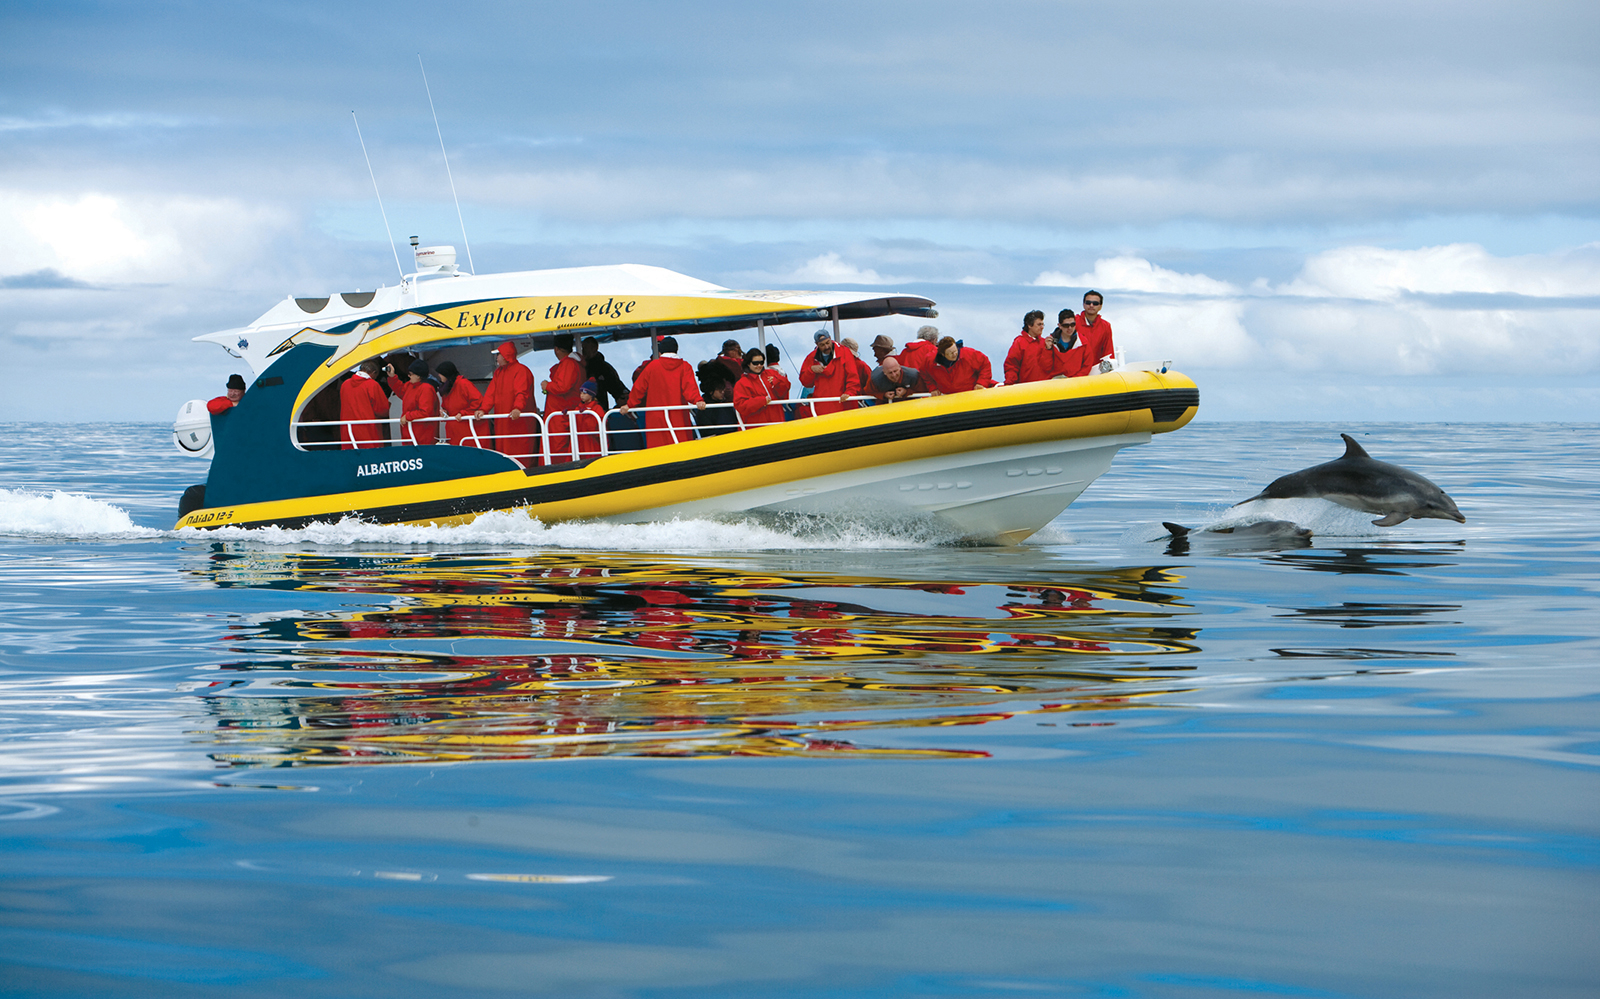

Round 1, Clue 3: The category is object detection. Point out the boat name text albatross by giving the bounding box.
[356,458,426,477]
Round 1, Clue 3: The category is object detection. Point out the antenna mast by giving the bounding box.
[352,111,405,281]
[418,55,476,274]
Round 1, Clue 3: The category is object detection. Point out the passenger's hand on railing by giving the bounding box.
[618,405,630,415]
[838,394,850,404]
[472,409,485,418]
[509,409,522,420]
[695,401,706,411]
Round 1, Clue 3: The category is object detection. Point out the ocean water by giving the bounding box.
[0,420,1595,998]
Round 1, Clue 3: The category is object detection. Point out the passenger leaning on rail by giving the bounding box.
[434,361,483,448]
[340,359,390,450]
[207,373,247,414]
[927,336,996,395]
[868,356,925,403]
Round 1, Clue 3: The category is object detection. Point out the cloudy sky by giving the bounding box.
[2,0,1596,421]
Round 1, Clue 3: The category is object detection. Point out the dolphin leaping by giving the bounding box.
[1233,433,1465,526]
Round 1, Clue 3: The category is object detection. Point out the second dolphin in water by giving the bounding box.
[1163,520,1313,539]
[1233,433,1465,526]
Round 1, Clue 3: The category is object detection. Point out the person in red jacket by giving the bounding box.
[621,336,704,448]
[571,380,608,459]
[206,373,247,414]
[841,338,874,404]
[732,349,787,426]
[396,359,440,446]
[1004,311,1066,385]
[541,333,585,461]
[434,361,485,447]
[474,341,538,465]
[340,360,390,449]
[897,326,939,371]
[797,330,860,416]
[926,337,996,395]
[1060,290,1116,377]
[542,333,584,418]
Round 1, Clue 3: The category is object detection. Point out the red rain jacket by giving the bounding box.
[627,355,703,448]
[339,373,390,449]
[927,347,997,394]
[439,376,484,447]
[797,345,861,416]
[480,344,538,463]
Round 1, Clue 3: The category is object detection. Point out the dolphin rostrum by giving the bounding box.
[1232,433,1465,526]
[1163,520,1313,539]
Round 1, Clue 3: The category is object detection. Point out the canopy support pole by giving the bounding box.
[757,320,766,349]
[830,307,840,341]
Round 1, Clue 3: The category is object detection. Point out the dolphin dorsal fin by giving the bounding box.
[1340,433,1370,459]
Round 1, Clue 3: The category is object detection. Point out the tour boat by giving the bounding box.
[171,245,1198,543]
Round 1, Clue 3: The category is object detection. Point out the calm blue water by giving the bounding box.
[1,421,1596,998]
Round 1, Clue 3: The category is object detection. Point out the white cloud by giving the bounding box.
[1034,256,1240,295]
[0,191,295,284]
[784,252,892,285]
[1282,243,1600,300]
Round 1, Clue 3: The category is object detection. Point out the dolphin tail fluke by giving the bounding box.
[1161,522,1193,538]
[1341,433,1371,459]
[1372,512,1411,527]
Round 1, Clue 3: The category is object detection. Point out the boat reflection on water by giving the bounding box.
[182,548,1202,767]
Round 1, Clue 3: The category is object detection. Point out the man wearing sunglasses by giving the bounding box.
[1061,290,1116,377]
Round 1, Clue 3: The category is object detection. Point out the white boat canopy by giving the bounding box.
[196,263,937,377]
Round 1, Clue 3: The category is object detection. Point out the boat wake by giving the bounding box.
[0,488,162,539]
[1,487,1025,550]
[186,508,971,550]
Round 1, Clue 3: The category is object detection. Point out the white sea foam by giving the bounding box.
[1123,498,1388,543]
[0,488,161,539]
[181,508,960,551]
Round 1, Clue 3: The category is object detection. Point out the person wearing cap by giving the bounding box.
[897,326,939,371]
[397,359,440,446]
[869,334,896,365]
[733,348,788,427]
[715,339,745,381]
[570,379,608,459]
[1004,311,1066,385]
[798,329,860,416]
[1060,290,1116,377]
[840,338,874,406]
[926,336,996,395]
[206,374,248,414]
[541,333,585,418]
[474,341,538,465]
[340,359,391,449]
[434,361,484,447]
[621,335,705,448]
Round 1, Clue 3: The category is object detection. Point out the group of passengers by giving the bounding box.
[229,291,1114,466]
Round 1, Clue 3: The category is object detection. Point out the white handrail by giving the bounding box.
[291,392,936,462]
